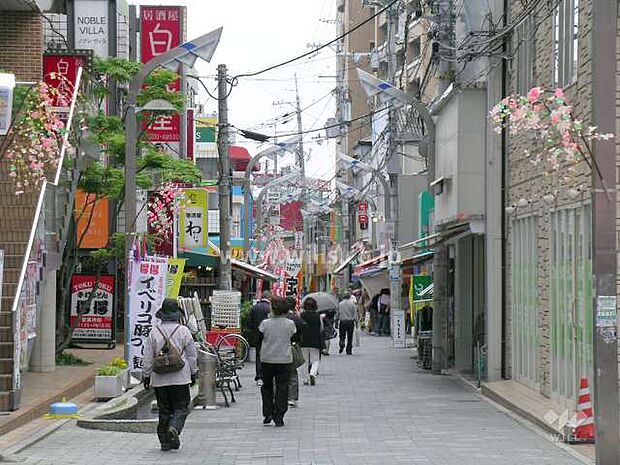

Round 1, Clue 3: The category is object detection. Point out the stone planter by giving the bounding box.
[95,375,123,400]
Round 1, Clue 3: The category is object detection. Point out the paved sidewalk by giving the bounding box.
[0,346,122,448]
[16,335,586,465]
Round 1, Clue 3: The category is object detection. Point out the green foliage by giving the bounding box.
[56,351,90,366]
[96,365,123,376]
[109,357,128,369]
[92,57,141,84]
[138,148,202,183]
[138,69,183,111]
[240,301,257,347]
[78,162,125,199]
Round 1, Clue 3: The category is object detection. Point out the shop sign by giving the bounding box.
[165,258,186,299]
[392,310,406,348]
[43,54,88,113]
[70,274,115,341]
[74,0,109,57]
[0,74,15,135]
[180,188,208,249]
[141,6,182,142]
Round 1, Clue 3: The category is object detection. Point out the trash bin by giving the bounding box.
[196,348,217,409]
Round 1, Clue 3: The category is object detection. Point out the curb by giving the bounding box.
[0,375,94,438]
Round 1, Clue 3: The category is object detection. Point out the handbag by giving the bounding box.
[291,343,305,368]
[354,325,360,347]
[323,325,337,340]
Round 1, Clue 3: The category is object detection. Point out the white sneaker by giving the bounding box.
[288,400,297,407]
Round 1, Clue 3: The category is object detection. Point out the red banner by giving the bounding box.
[70,275,115,341]
[43,53,87,111]
[141,6,182,142]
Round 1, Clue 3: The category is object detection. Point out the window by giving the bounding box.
[411,37,421,59]
[550,205,592,405]
[553,0,579,87]
[511,215,539,388]
[516,16,535,93]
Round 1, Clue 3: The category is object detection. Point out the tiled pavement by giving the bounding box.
[16,335,585,465]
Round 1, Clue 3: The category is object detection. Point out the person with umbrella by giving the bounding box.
[303,292,338,356]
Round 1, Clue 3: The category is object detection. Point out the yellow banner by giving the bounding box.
[180,188,209,249]
[166,258,186,298]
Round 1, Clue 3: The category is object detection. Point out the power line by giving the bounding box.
[232,0,399,80]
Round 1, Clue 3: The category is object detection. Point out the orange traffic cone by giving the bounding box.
[573,377,595,442]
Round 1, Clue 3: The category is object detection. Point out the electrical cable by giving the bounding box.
[232,0,399,80]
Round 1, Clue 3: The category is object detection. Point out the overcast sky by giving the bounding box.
[131,0,338,180]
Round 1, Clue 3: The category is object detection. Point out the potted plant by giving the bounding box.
[109,357,130,390]
[94,365,123,400]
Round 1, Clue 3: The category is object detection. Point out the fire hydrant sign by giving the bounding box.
[70,275,115,342]
[141,6,182,142]
[129,256,168,372]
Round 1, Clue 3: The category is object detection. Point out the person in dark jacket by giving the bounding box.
[248,291,271,384]
[300,297,323,385]
[285,296,306,407]
[319,307,337,355]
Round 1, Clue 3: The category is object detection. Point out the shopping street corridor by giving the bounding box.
[16,334,584,465]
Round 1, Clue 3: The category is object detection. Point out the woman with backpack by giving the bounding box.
[143,299,198,451]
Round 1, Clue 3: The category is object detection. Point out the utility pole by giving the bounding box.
[385,1,404,346]
[591,1,618,463]
[294,74,309,291]
[217,64,232,290]
[431,0,455,374]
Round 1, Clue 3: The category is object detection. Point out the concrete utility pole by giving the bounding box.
[217,64,232,290]
[431,0,454,374]
[591,1,619,463]
[385,1,403,345]
[294,74,309,291]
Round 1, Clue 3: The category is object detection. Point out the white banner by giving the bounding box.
[129,256,168,372]
[392,310,406,349]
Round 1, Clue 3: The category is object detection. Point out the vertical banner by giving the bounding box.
[70,275,115,341]
[392,310,406,348]
[129,256,168,372]
[74,190,109,249]
[180,188,208,249]
[166,258,186,298]
[140,6,182,142]
[43,53,88,114]
[74,0,109,57]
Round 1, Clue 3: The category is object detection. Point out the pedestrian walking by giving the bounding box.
[337,291,358,355]
[300,297,323,385]
[374,288,391,336]
[319,307,337,355]
[258,296,297,427]
[143,299,198,451]
[369,292,379,334]
[285,296,306,407]
[248,291,271,385]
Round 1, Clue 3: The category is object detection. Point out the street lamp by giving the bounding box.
[123,27,222,361]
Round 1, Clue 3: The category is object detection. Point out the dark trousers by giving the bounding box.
[255,341,263,381]
[154,384,191,446]
[339,320,355,354]
[261,362,291,421]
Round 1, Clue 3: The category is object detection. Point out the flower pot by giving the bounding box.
[95,374,123,400]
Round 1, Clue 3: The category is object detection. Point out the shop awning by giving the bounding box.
[333,251,360,274]
[352,253,388,276]
[231,258,279,281]
[403,250,434,266]
[179,249,219,268]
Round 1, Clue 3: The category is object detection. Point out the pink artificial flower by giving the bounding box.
[527,87,542,103]
[554,88,565,99]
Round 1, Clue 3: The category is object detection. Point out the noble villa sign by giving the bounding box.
[74,0,109,57]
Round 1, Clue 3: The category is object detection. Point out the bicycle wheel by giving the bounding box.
[216,333,250,364]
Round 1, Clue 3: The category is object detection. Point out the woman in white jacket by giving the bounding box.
[143,299,198,451]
